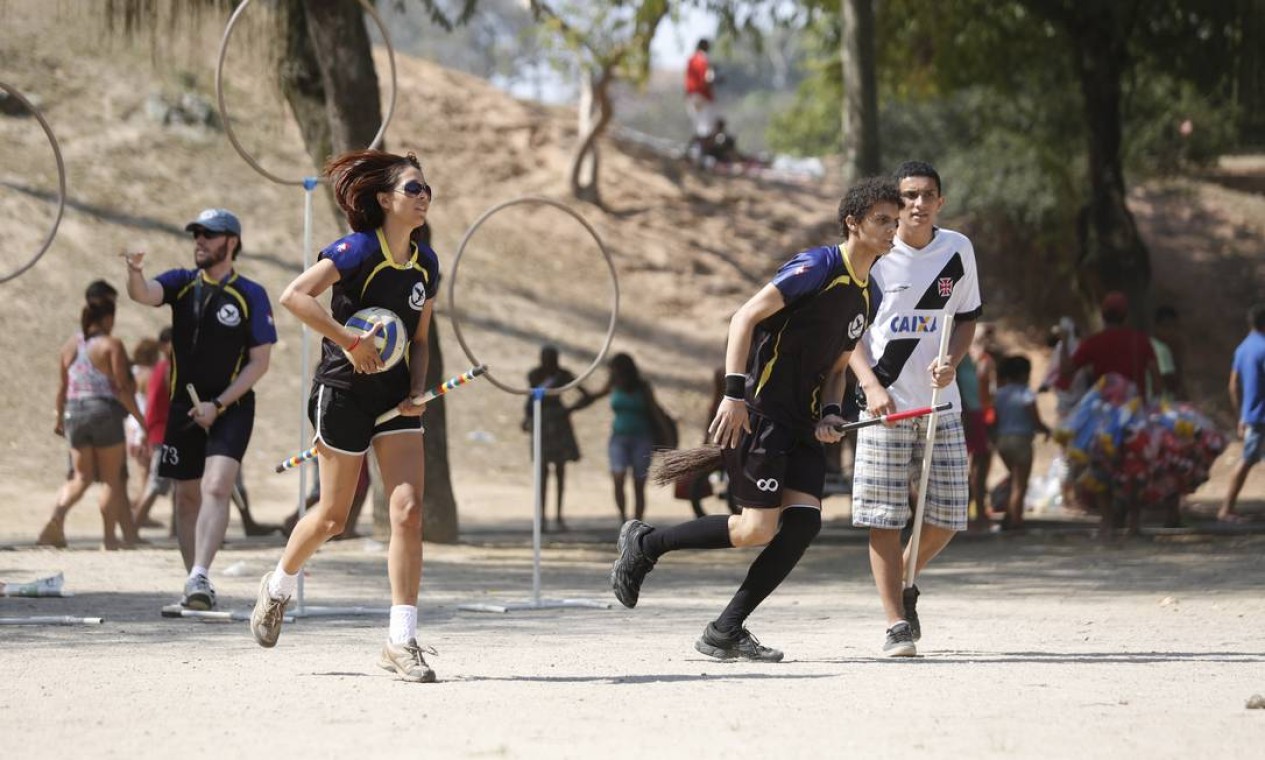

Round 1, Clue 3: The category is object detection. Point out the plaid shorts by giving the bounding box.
[851,411,969,531]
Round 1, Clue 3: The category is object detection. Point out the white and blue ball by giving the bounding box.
[344,307,407,372]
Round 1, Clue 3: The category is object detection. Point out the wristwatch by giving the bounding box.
[212,398,226,413]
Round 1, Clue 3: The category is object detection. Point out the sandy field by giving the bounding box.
[3,473,1265,760]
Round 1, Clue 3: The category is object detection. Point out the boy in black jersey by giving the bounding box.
[611,177,902,661]
[123,209,276,611]
[249,150,441,684]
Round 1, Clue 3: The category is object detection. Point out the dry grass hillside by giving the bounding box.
[2,5,1263,532]
[0,6,841,526]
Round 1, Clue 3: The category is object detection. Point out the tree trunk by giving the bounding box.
[569,64,614,206]
[301,0,382,152]
[840,0,880,185]
[575,71,600,199]
[1069,10,1152,327]
[420,320,459,543]
[276,0,339,217]
[1239,0,1265,144]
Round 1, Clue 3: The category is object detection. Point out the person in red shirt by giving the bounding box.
[133,327,173,529]
[1057,291,1159,540]
[1058,291,1158,399]
[684,38,718,161]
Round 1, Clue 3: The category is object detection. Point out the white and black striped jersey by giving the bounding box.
[857,227,982,411]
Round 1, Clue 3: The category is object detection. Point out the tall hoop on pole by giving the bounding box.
[448,197,619,613]
[0,81,66,285]
[214,0,396,619]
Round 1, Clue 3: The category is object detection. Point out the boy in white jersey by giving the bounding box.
[848,161,983,656]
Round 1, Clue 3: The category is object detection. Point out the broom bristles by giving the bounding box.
[651,445,724,487]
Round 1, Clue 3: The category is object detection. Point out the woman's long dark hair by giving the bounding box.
[608,352,644,393]
[324,149,424,234]
[81,299,115,337]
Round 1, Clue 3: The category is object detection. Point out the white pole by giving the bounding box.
[905,311,954,589]
[296,179,316,615]
[531,390,544,606]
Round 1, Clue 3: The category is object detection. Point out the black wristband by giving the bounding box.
[724,373,746,400]
[212,398,226,413]
[821,403,842,419]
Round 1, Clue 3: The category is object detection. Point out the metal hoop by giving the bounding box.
[214,0,398,186]
[0,82,66,285]
[448,197,620,396]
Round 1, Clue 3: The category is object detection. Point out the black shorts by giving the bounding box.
[158,395,255,481]
[721,413,825,508]
[310,383,422,455]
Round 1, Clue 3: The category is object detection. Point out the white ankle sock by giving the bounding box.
[388,605,418,645]
[268,564,299,599]
[189,565,209,581]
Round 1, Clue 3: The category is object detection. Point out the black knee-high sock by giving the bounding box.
[714,507,821,634]
[640,515,732,559]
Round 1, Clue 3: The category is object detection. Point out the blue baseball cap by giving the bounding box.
[185,208,242,237]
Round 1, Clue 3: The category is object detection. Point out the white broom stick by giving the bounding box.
[905,311,954,589]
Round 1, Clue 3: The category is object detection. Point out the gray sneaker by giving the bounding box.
[883,621,917,657]
[611,519,657,608]
[902,585,921,642]
[379,639,437,683]
[694,622,784,662]
[181,574,217,611]
[250,572,289,648]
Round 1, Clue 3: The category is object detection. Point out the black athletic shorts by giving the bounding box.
[158,395,255,481]
[309,382,422,455]
[721,412,825,509]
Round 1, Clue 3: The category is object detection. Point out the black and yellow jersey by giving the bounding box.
[745,245,877,431]
[156,268,276,405]
[313,229,440,399]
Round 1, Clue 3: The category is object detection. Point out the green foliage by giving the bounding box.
[1123,75,1240,175]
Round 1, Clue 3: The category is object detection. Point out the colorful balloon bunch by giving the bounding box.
[1054,373,1227,505]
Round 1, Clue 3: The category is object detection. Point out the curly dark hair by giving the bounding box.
[324,149,425,232]
[837,177,902,239]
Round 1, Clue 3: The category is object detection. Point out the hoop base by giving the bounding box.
[458,598,610,614]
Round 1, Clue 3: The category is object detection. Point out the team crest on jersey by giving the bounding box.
[336,242,349,253]
[408,282,426,311]
[216,303,242,327]
[847,313,866,340]
[937,277,955,297]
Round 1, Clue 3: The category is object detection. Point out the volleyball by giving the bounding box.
[344,307,407,372]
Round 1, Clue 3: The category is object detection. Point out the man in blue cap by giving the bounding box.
[122,208,277,610]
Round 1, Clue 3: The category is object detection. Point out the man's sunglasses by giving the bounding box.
[190,228,229,240]
[396,180,433,199]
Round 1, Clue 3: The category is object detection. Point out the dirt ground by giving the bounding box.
[3,476,1265,760]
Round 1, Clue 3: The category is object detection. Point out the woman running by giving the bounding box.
[249,149,440,683]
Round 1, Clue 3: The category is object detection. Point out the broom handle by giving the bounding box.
[831,402,952,433]
[905,312,955,589]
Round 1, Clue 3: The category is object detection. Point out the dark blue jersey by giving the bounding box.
[745,245,878,431]
[156,268,277,405]
[313,229,440,399]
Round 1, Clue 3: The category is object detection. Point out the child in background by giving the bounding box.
[993,355,1050,531]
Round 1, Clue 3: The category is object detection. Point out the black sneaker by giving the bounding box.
[611,519,657,608]
[902,585,921,642]
[883,621,916,657]
[694,622,784,662]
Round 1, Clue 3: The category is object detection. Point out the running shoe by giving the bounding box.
[611,519,657,608]
[883,621,916,657]
[694,622,784,662]
[379,639,437,683]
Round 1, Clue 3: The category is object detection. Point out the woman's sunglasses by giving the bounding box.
[396,180,433,199]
